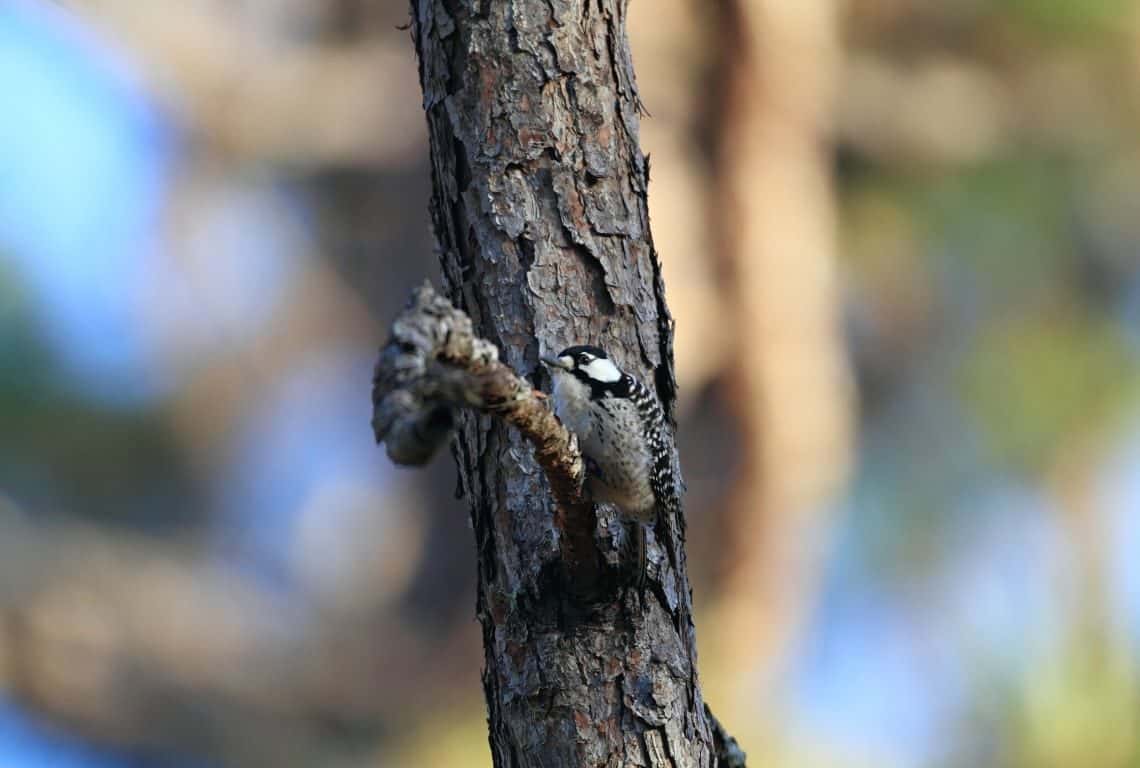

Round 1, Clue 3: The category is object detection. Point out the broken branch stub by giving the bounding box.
[370,283,586,511]
[706,703,748,768]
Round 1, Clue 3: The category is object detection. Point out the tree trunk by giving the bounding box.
[407,0,732,764]
[707,0,851,717]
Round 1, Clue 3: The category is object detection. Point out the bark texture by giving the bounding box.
[402,0,732,764]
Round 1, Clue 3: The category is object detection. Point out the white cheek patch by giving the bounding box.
[581,357,621,383]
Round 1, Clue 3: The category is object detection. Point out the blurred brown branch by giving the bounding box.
[0,502,415,765]
[68,0,423,167]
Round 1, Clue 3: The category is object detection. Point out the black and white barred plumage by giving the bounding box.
[541,345,680,528]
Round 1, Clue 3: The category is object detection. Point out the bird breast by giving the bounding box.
[551,373,656,520]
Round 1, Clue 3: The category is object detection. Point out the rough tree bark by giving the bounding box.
[388,0,744,765]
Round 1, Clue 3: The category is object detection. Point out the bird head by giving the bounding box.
[540,344,623,385]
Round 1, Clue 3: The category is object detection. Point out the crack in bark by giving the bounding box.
[643,728,675,768]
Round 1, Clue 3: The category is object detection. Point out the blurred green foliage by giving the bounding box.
[0,260,197,529]
[962,309,1139,473]
[999,0,1135,37]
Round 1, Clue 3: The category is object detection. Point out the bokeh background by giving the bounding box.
[2,0,1139,766]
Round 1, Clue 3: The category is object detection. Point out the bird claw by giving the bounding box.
[584,456,601,477]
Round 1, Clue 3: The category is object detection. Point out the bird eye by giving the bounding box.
[578,354,592,365]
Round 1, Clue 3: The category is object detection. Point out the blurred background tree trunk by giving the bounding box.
[408,0,731,765]
[705,0,853,719]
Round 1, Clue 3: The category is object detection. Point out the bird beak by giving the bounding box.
[541,354,570,370]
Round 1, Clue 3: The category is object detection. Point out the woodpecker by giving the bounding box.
[541,344,679,585]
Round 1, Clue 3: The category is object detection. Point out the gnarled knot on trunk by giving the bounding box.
[371,283,602,582]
